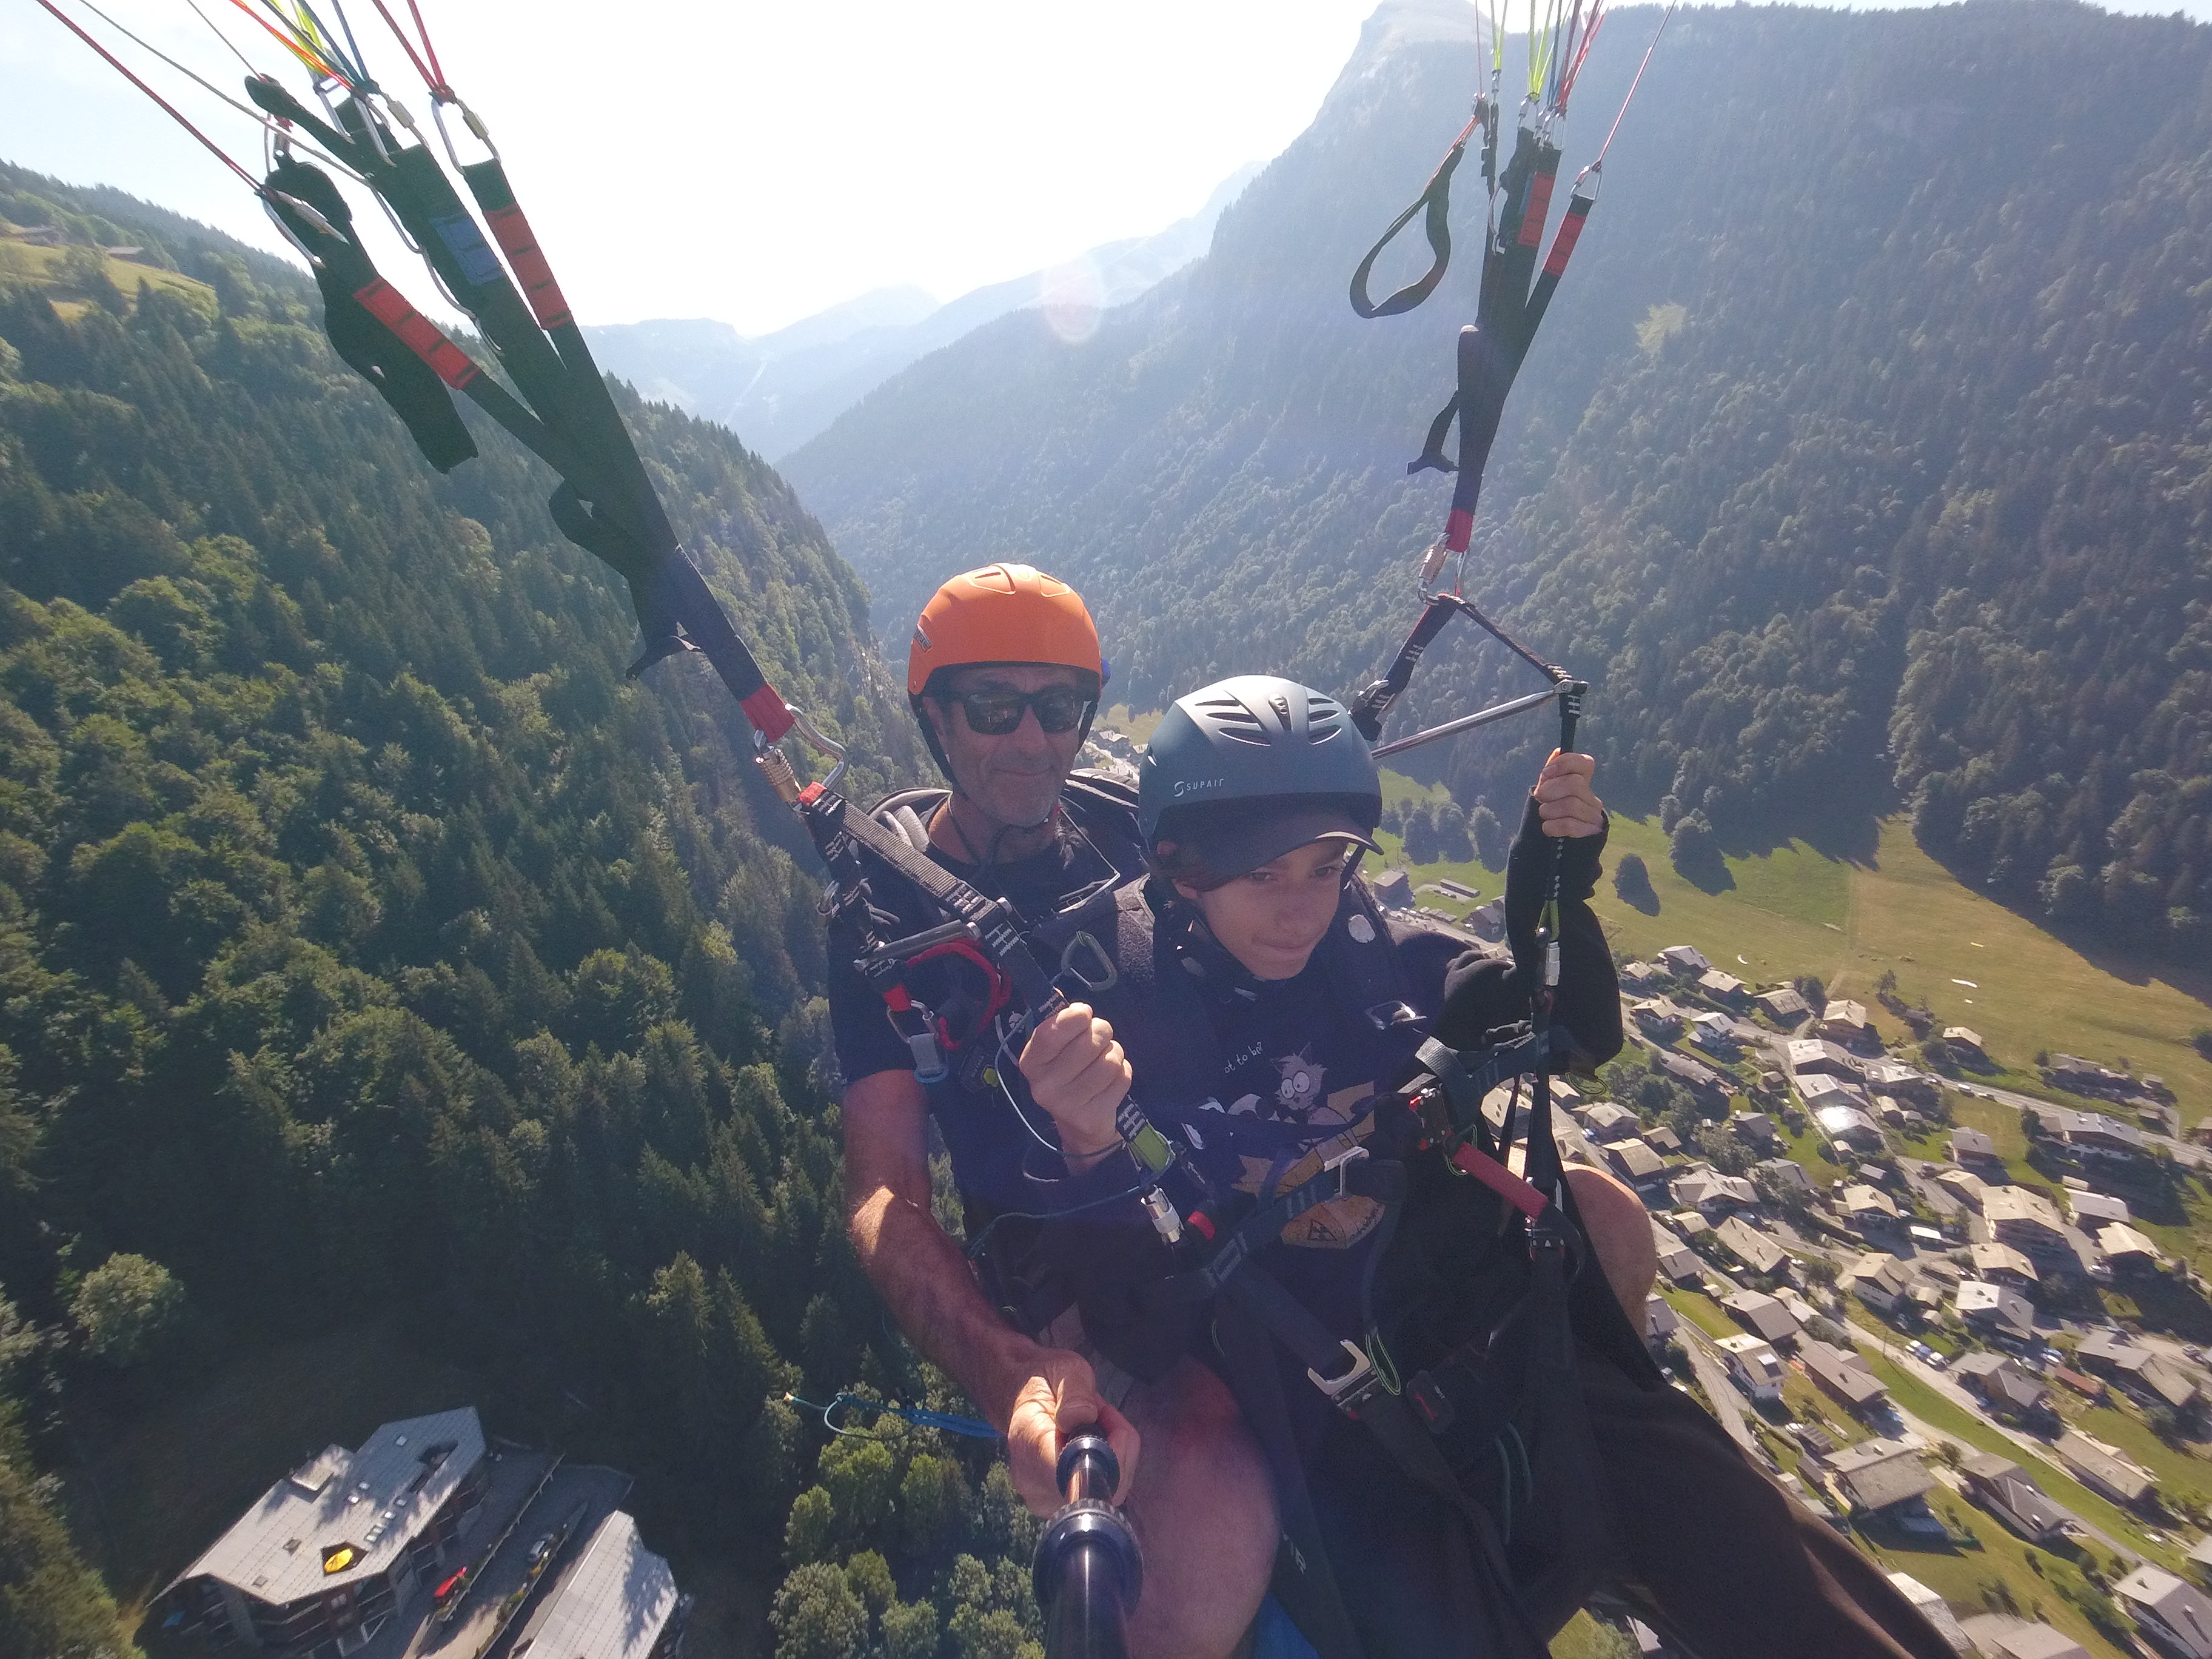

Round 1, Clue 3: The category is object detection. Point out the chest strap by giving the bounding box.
[1137,1148,1409,1310]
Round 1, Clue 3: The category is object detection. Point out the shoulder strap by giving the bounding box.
[1090,881,1222,1118]
[1321,878,1419,1034]
[797,784,1057,1007]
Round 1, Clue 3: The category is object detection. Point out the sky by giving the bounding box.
[6,0,2209,337]
[4,0,1386,333]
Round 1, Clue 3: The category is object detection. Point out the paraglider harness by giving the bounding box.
[813,776,1144,1097]
[1009,845,1653,1659]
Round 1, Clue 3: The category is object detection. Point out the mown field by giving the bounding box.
[1856,1484,2133,1659]
[0,230,216,319]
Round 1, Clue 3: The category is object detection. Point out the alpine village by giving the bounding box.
[1,0,2210,1657]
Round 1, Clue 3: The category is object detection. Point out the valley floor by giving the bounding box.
[1372,802,2212,1131]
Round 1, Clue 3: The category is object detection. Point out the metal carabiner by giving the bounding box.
[429,92,499,171]
[778,704,848,792]
[1056,930,1117,996]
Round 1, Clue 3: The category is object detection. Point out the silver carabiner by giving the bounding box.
[780,704,848,792]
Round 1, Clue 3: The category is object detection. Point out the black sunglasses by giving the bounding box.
[943,686,1095,736]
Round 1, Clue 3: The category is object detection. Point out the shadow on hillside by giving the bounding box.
[1672,845,1736,896]
[1795,810,1883,868]
[1708,802,1884,872]
[1612,862,1662,915]
[2109,1276,2212,1345]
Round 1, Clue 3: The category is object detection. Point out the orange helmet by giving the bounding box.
[906,563,1102,697]
[907,564,1104,779]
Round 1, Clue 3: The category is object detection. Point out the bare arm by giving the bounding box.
[842,1066,1138,1509]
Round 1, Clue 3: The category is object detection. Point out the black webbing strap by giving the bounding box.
[1349,112,1476,320]
[1388,128,1571,557]
[1351,589,1566,743]
[261,157,478,473]
[803,788,1057,1010]
[1349,595,1459,742]
[1220,1270,1552,1659]
[1521,187,1595,340]
[1213,1295,1367,1659]
[246,78,802,746]
[1414,1028,1569,1141]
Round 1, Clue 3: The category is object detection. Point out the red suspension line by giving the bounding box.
[365,0,448,96]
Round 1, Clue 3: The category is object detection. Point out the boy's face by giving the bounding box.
[1176,837,1352,980]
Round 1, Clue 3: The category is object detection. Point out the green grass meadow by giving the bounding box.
[0,232,217,320]
[1857,1349,2186,1571]
[1857,1485,2132,1659]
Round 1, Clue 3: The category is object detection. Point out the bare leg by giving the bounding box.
[1121,1357,1279,1659]
[1566,1164,1658,1321]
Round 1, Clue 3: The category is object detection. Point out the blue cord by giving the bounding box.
[786,1391,1001,1442]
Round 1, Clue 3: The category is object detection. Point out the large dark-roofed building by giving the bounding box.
[159,1407,489,1655]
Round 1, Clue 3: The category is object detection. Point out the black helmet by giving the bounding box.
[1139,675,1382,882]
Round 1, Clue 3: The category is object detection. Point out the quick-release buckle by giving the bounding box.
[1308,1339,1381,1411]
[885,1004,947,1084]
[1324,1144,1370,1198]
[1365,1000,1421,1032]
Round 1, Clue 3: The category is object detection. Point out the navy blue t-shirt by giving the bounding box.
[823,794,1137,1216]
[1161,918,1469,1342]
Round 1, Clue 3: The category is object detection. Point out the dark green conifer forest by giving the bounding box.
[0,166,1047,1658]
[787,0,2212,962]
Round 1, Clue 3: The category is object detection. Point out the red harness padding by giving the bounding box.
[1449,1141,1549,1220]
[900,937,1014,1049]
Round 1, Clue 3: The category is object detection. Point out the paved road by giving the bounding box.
[1675,1324,1763,1457]
[409,1463,632,1659]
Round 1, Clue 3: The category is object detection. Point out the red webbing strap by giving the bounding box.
[1515,163,1557,250]
[1450,1142,1549,1219]
[353,279,480,388]
[740,684,794,739]
[1522,192,1596,341]
[481,202,574,330]
[1541,193,1592,278]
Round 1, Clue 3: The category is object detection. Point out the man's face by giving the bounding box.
[927,664,1091,831]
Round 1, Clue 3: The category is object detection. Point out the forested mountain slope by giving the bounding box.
[0,163,946,1652]
[786,0,2212,961]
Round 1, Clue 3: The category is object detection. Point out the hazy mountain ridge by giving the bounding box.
[784,0,2212,960]
[585,162,1262,460]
